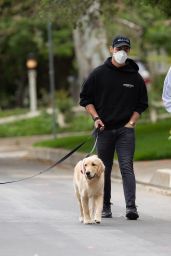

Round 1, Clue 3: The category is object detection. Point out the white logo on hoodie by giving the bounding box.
[123,83,134,88]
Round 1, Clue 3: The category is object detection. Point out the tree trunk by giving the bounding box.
[73,1,108,99]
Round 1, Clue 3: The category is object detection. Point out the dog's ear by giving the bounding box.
[82,159,86,173]
[97,159,105,177]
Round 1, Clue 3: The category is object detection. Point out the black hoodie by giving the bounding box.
[80,57,148,129]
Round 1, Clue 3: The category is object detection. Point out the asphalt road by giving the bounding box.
[0,154,171,256]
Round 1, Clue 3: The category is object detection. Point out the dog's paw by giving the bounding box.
[95,219,101,224]
[79,217,84,223]
[84,218,93,224]
[95,217,101,224]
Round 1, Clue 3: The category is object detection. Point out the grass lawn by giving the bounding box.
[0,112,53,137]
[1,108,171,160]
[0,112,93,137]
[35,118,171,161]
[0,108,28,118]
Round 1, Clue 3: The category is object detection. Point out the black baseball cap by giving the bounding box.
[112,35,131,48]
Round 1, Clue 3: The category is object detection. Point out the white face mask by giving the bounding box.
[113,50,128,64]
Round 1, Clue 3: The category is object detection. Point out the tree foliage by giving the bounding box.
[0,0,171,108]
[139,0,171,17]
[39,0,171,53]
[106,1,171,55]
[0,0,74,108]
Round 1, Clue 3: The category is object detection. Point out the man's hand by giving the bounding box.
[94,118,105,130]
[85,105,105,130]
[125,112,140,128]
[124,121,135,128]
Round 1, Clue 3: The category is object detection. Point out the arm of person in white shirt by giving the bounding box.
[162,67,171,113]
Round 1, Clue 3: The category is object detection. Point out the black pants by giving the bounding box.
[96,127,136,208]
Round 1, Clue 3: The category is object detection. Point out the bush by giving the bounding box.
[56,89,74,122]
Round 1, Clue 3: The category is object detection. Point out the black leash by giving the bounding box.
[0,129,99,185]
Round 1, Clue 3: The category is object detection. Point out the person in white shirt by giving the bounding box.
[162,67,171,112]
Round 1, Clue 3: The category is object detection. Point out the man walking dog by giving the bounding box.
[80,35,148,220]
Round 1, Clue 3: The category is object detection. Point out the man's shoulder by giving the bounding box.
[136,72,146,85]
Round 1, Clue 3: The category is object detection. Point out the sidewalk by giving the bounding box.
[1,135,171,194]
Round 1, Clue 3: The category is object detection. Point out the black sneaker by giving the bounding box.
[102,203,112,218]
[126,207,139,220]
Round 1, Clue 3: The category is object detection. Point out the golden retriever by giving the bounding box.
[73,155,105,224]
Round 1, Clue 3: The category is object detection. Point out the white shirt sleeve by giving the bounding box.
[162,67,171,113]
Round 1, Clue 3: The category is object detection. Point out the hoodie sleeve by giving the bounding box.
[79,72,96,107]
[162,67,171,113]
[134,77,148,114]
